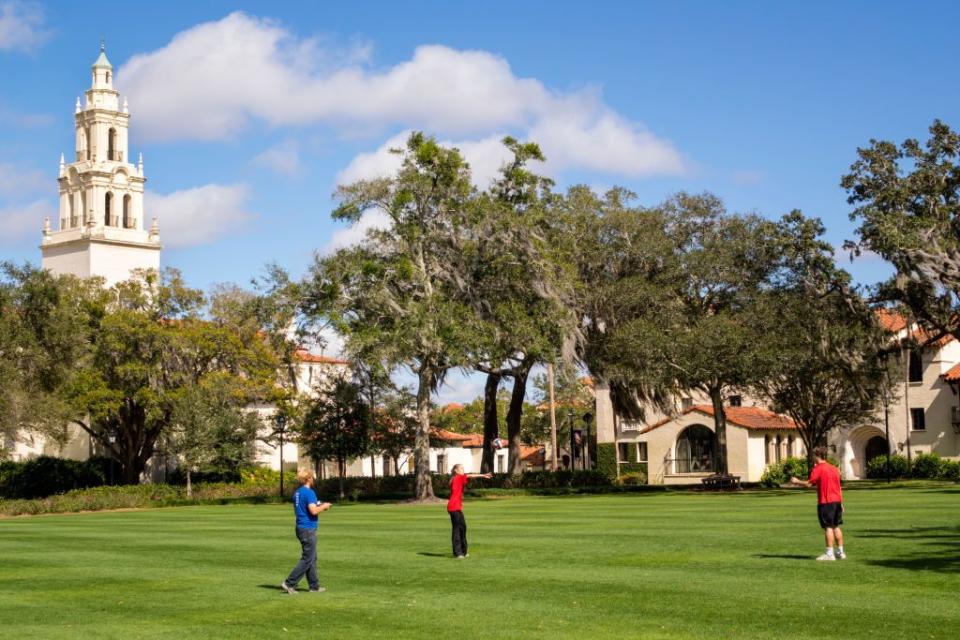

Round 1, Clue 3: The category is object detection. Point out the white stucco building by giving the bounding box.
[41,44,160,286]
[595,310,960,484]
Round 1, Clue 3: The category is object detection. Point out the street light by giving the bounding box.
[274,413,288,497]
[582,412,593,471]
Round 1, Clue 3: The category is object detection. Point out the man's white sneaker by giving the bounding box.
[816,553,836,561]
[837,552,847,560]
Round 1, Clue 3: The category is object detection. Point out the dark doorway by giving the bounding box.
[865,436,888,463]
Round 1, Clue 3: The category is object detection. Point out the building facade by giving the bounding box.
[594,311,960,484]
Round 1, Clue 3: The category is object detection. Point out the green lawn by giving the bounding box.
[1,484,958,639]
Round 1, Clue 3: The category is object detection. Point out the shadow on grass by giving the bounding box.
[752,554,810,561]
[859,526,960,573]
[416,552,451,558]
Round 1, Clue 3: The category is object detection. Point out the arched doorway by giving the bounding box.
[676,424,715,473]
[864,436,888,464]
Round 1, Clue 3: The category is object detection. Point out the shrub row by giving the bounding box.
[0,456,119,499]
[866,453,960,481]
[0,469,617,516]
[0,481,288,516]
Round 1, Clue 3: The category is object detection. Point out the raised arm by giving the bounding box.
[467,473,492,479]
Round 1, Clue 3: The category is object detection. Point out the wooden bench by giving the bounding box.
[701,474,741,490]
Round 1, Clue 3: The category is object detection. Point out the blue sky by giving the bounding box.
[2,1,959,402]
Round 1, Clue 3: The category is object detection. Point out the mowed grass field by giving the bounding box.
[1,484,958,640]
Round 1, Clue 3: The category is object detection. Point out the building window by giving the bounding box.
[675,425,715,473]
[122,194,131,228]
[910,408,926,431]
[787,436,794,458]
[775,435,782,463]
[728,395,742,407]
[108,128,117,161]
[765,435,771,465]
[908,350,923,383]
[382,457,392,476]
[104,192,113,226]
[681,396,694,411]
[637,442,648,463]
[618,442,630,462]
[496,454,505,473]
[435,454,446,474]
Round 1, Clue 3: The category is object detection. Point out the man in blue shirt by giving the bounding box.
[281,469,331,594]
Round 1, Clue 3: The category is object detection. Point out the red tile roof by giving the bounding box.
[907,327,954,349]
[430,428,474,443]
[876,309,908,333]
[293,349,350,365]
[461,433,484,447]
[943,363,960,382]
[521,446,547,466]
[641,405,796,434]
[441,403,465,414]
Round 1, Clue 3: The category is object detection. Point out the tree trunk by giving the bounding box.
[709,386,729,475]
[414,366,436,500]
[338,455,345,500]
[481,372,502,473]
[186,468,193,498]
[507,358,534,476]
[371,454,376,479]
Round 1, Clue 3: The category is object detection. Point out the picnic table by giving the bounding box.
[701,474,741,490]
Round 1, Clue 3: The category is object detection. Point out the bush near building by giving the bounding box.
[0,456,117,499]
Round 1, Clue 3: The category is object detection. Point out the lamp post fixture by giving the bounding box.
[275,413,288,497]
[582,412,593,471]
[107,429,117,485]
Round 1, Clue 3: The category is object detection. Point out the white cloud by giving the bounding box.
[0,1,48,52]
[336,131,514,189]
[434,370,489,406]
[0,199,53,246]
[0,162,47,196]
[120,12,684,179]
[145,183,252,248]
[321,208,391,255]
[252,139,300,176]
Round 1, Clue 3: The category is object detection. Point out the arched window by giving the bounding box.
[81,191,87,224]
[85,127,91,160]
[122,195,131,228]
[106,71,111,84]
[104,192,113,226]
[787,435,795,458]
[108,128,116,161]
[675,425,715,473]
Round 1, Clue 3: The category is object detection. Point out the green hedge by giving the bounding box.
[760,457,811,487]
[0,469,617,517]
[0,456,117,499]
[595,443,617,478]
[0,481,282,516]
[865,454,910,479]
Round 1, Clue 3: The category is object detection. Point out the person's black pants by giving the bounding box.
[449,510,467,557]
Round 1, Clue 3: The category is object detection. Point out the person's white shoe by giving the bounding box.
[837,552,847,560]
[815,553,836,561]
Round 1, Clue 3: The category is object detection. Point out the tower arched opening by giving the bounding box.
[104,192,113,226]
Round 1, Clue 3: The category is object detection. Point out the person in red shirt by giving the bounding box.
[447,464,491,558]
[791,445,846,561]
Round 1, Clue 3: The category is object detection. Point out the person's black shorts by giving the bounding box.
[817,502,843,529]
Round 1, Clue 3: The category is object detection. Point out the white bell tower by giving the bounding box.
[41,42,161,286]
